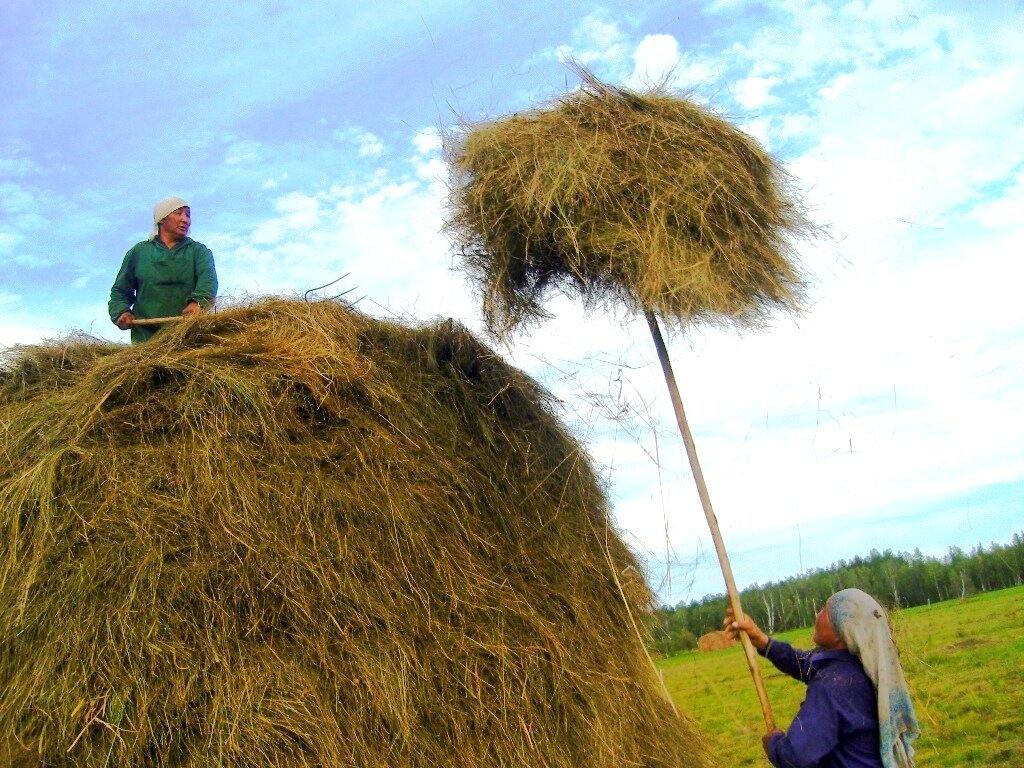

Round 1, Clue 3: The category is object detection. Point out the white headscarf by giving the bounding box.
[149,196,189,240]
[829,588,920,768]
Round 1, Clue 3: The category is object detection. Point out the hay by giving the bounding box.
[696,631,736,653]
[0,299,710,768]
[445,68,810,338]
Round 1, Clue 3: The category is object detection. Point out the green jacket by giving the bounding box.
[108,237,218,343]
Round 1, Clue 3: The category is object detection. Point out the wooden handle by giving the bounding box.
[131,316,185,327]
[645,311,775,731]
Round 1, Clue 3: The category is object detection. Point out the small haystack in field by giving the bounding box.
[697,631,736,653]
[0,300,710,768]
[445,68,810,338]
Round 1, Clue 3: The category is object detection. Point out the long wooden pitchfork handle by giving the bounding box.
[130,316,186,327]
[645,311,776,732]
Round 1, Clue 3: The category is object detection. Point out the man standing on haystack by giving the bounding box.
[108,196,218,343]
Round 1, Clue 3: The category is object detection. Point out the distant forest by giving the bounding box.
[649,531,1024,657]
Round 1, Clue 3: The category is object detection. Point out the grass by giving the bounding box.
[658,585,1024,767]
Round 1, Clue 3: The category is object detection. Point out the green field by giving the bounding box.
[658,585,1024,767]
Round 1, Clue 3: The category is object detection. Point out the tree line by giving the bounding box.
[649,531,1024,657]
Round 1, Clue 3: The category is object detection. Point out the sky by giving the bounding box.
[2,0,1022,605]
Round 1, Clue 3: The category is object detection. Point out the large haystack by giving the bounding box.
[0,300,709,768]
[445,69,810,338]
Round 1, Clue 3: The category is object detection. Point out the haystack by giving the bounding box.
[0,300,710,768]
[696,631,736,653]
[445,68,809,338]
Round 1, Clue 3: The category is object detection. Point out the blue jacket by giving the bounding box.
[762,639,882,768]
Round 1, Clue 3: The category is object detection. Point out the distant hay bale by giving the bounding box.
[445,68,810,338]
[0,300,710,768]
[696,631,736,653]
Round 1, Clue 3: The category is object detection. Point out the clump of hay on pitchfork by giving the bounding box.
[445,67,817,731]
[445,67,812,338]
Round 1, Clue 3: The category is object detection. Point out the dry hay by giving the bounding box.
[0,300,710,768]
[696,631,736,653]
[445,68,811,338]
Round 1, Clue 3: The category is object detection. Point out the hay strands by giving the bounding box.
[133,274,362,330]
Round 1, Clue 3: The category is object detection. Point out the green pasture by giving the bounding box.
[659,585,1024,767]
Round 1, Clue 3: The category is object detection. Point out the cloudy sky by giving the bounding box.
[2,0,1021,604]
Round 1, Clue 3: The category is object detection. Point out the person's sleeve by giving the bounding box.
[766,681,840,768]
[108,250,137,323]
[189,245,217,306]
[763,639,814,682]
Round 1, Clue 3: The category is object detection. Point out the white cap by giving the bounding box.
[150,196,189,239]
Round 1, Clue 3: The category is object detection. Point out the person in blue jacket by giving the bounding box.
[725,588,920,768]
[108,196,218,343]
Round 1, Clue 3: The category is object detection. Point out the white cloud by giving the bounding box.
[0,140,40,178]
[739,116,772,148]
[250,192,321,246]
[12,254,55,268]
[951,65,1021,110]
[538,13,719,96]
[776,112,813,141]
[733,74,782,109]
[223,139,262,166]
[0,183,66,268]
[0,157,39,178]
[575,13,625,53]
[0,183,38,214]
[797,66,1021,236]
[970,171,1024,228]
[207,143,473,324]
[333,126,385,158]
[0,231,24,253]
[0,325,42,349]
[671,59,722,92]
[627,34,680,87]
[0,293,38,348]
[412,127,442,155]
[551,11,631,71]
[414,157,447,184]
[703,0,752,11]
[277,192,321,227]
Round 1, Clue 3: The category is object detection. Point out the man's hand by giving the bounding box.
[181,301,202,317]
[722,607,770,651]
[115,311,135,330]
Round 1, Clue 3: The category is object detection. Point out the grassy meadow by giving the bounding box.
[659,585,1024,767]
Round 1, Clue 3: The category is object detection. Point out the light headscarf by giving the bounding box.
[149,196,189,240]
[829,588,920,768]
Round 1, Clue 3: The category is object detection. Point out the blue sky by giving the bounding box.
[2,0,1022,603]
